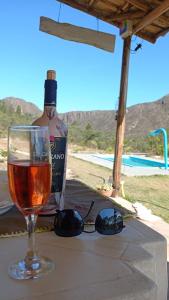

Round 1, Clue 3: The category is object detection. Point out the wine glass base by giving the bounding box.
[8,256,55,280]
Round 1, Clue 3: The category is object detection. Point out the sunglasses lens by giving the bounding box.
[95,208,124,235]
[54,210,84,237]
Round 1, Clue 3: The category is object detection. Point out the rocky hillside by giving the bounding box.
[60,94,169,137]
[125,95,169,137]
[0,97,41,136]
[60,110,116,132]
[0,97,41,116]
[1,94,169,137]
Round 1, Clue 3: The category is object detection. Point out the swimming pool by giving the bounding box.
[94,155,167,168]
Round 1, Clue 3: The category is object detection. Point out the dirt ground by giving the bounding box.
[67,155,113,189]
[0,138,7,151]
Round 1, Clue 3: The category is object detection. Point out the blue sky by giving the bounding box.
[0,0,169,113]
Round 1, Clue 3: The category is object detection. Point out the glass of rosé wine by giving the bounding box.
[7,125,54,280]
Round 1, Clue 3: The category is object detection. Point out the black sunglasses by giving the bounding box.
[53,201,125,237]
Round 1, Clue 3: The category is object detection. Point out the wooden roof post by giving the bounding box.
[112,36,131,197]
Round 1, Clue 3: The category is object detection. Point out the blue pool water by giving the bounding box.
[95,156,166,168]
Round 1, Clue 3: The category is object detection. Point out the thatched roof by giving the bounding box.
[57,0,169,43]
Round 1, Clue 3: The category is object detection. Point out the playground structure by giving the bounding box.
[149,128,168,170]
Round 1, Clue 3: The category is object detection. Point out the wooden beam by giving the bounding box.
[135,31,156,43]
[133,0,169,34]
[100,0,119,10]
[127,0,151,12]
[122,2,130,11]
[111,19,156,43]
[88,0,97,7]
[107,10,145,21]
[127,0,169,27]
[58,0,92,12]
[57,0,107,19]
[157,26,169,38]
[57,0,156,43]
[112,36,131,197]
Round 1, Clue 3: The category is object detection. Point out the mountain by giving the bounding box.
[0,97,42,135]
[0,97,41,116]
[60,94,169,137]
[125,95,169,137]
[1,94,169,138]
[60,110,116,132]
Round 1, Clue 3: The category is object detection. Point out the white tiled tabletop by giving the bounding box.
[0,219,167,300]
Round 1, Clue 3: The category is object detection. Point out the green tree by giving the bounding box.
[16,105,22,116]
[83,123,97,145]
[0,102,7,113]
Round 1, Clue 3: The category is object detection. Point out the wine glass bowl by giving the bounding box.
[7,126,55,280]
[8,160,51,214]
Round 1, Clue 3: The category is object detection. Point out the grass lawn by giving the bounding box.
[67,155,169,223]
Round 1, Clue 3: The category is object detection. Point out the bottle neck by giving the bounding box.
[44,105,57,120]
[44,79,57,107]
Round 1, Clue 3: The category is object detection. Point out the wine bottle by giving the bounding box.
[33,70,68,213]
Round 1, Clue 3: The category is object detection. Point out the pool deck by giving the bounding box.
[71,153,169,176]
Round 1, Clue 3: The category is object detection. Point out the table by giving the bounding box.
[0,218,167,300]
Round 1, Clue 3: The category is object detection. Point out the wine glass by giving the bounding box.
[7,125,55,280]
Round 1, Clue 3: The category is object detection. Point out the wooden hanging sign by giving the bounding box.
[40,16,116,53]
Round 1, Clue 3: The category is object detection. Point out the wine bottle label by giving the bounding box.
[50,136,66,193]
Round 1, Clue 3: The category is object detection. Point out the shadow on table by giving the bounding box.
[64,179,133,222]
[0,175,133,237]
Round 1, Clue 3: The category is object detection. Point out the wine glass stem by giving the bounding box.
[24,214,38,267]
